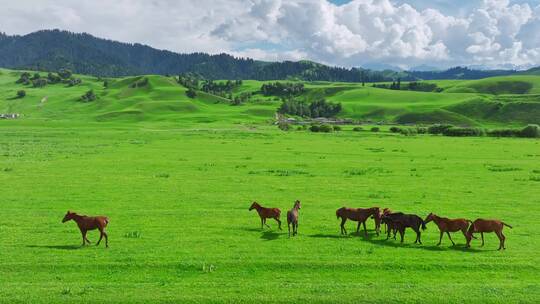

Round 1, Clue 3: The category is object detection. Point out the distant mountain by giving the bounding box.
[519,67,540,75]
[0,30,530,82]
[408,67,516,80]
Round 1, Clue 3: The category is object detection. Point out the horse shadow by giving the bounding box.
[26,244,81,250]
[240,227,284,241]
[363,238,489,253]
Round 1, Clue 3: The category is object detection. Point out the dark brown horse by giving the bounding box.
[249,201,282,230]
[381,208,394,235]
[287,200,301,237]
[424,213,472,246]
[466,219,512,250]
[382,212,426,244]
[336,207,381,236]
[62,211,109,247]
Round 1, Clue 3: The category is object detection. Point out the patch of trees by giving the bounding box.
[261,82,304,97]
[16,90,26,98]
[201,79,242,96]
[15,69,81,88]
[231,92,252,105]
[373,80,442,92]
[130,77,148,88]
[177,73,248,105]
[390,124,539,138]
[80,90,97,102]
[278,99,342,118]
[186,88,197,98]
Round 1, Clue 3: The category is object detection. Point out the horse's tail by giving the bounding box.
[503,222,513,229]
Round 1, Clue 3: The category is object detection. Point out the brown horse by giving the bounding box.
[249,201,282,230]
[336,207,381,236]
[62,211,109,247]
[466,219,512,250]
[381,208,393,234]
[287,200,301,237]
[382,212,426,244]
[424,213,473,246]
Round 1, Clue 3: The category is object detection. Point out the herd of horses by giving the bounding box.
[61,201,512,250]
[249,201,513,250]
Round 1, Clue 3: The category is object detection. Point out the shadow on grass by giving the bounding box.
[240,227,284,241]
[26,244,81,250]
[363,238,489,253]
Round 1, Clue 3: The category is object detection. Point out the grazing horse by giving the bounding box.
[382,212,426,244]
[62,211,109,247]
[249,201,282,230]
[424,213,472,246]
[287,200,301,237]
[336,207,381,236]
[466,219,512,250]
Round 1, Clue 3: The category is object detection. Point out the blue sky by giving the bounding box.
[1,0,539,69]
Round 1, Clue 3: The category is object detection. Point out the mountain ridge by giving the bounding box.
[0,29,536,81]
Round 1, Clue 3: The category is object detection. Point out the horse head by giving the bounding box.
[249,202,259,211]
[295,200,301,210]
[62,211,75,223]
[424,212,434,223]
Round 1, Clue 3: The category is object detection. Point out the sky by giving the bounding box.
[1,0,539,70]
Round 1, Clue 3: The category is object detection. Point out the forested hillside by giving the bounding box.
[0,30,533,81]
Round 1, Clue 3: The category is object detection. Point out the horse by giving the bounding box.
[287,200,301,237]
[382,212,426,244]
[381,211,402,240]
[249,201,282,230]
[336,207,381,236]
[424,213,473,246]
[466,219,512,250]
[381,208,393,234]
[62,211,109,247]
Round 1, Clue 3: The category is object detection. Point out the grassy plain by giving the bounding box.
[0,122,539,303]
[0,68,539,302]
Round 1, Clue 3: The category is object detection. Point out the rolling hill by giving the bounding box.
[0,68,539,127]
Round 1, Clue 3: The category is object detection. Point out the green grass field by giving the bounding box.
[1,69,540,303]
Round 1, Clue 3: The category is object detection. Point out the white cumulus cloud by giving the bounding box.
[0,0,539,69]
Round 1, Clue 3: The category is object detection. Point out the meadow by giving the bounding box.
[0,122,539,303]
[0,69,539,303]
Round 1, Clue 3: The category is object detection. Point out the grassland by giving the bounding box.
[1,68,539,127]
[1,69,540,303]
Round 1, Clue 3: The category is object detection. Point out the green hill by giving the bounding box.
[1,68,539,127]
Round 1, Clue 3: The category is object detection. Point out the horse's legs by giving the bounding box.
[399,228,405,243]
[437,231,443,246]
[446,232,455,246]
[261,217,264,230]
[85,235,91,244]
[496,231,506,250]
[480,232,485,247]
[461,228,468,243]
[340,218,347,235]
[274,217,282,230]
[362,221,368,237]
[356,221,361,233]
[288,222,291,237]
[412,227,421,244]
[103,231,108,248]
[264,218,271,229]
[96,228,104,246]
[81,229,88,246]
